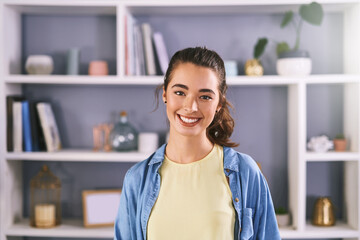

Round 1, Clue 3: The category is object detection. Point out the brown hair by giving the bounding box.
[155,47,238,147]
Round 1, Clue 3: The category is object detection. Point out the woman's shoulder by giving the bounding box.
[223,146,261,175]
[124,144,166,182]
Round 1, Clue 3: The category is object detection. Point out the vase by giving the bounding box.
[109,111,138,151]
[88,61,108,75]
[224,60,238,76]
[66,48,80,75]
[25,55,54,75]
[276,50,312,76]
[312,197,336,226]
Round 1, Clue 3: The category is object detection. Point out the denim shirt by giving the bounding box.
[114,144,281,240]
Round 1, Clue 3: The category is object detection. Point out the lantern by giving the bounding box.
[30,165,61,228]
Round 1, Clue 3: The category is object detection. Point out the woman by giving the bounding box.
[114,47,280,240]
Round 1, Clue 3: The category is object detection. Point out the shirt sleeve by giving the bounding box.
[114,170,132,240]
[252,173,281,240]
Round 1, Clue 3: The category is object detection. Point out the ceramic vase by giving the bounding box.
[276,50,312,76]
[66,48,80,75]
[25,55,54,75]
[88,61,108,76]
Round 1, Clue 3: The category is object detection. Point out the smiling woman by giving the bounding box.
[114,47,281,240]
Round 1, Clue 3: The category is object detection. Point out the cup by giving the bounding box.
[138,132,158,153]
[88,61,108,75]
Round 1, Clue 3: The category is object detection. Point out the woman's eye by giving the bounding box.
[174,91,185,96]
[200,95,212,100]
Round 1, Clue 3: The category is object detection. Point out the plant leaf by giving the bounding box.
[281,11,293,28]
[276,42,290,56]
[254,38,268,59]
[299,2,324,26]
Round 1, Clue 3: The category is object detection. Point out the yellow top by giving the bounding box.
[147,144,235,240]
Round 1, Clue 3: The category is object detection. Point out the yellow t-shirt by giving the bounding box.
[147,144,235,240]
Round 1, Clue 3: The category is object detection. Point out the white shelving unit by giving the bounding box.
[0,0,359,239]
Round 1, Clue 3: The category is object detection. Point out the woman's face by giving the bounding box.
[163,62,221,138]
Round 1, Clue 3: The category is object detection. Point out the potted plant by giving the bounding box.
[333,134,347,152]
[276,2,324,76]
[275,207,290,227]
[245,38,268,76]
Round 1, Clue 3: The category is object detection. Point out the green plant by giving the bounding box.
[254,38,268,60]
[277,2,324,56]
[275,207,288,215]
[335,133,345,139]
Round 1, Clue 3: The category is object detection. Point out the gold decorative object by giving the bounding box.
[245,59,264,76]
[312,197,335,226]
[30,165,61,228]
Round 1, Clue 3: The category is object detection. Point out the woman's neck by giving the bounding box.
[165,131,214,164]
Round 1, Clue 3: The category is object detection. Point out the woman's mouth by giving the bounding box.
[177,114,201,126]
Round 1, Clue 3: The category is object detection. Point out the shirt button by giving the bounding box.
[226,169,230,173]
[240,227,242,232]
[235,198,239,202]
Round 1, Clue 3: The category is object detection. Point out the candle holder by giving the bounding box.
[30,165,61,228]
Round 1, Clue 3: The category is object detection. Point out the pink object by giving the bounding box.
[88,61,109,75]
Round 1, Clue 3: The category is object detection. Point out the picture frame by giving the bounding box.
[82,189,122,228]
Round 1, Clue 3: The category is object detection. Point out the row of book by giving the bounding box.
[6,96,62,152]
[125,15,170,76]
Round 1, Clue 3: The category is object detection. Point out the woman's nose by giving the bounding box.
[183,96,198,113]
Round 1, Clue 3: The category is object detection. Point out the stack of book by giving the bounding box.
[125,15,170,76]
[6,96,62,152]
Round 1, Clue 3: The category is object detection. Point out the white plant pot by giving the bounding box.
[25,55,54,75]
[277,57,312,76]
[276,213,290,227]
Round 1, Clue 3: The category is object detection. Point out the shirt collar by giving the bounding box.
[149,144,239,173]
[223,146,239,172]
[148,143,167,165]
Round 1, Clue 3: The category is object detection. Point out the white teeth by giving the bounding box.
[179,115,199,123]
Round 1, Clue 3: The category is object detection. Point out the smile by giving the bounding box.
[177,114,201,125]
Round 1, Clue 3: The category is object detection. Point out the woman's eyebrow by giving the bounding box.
[171,84,216,95]
[171,84,188,90]
[199,89,216,95]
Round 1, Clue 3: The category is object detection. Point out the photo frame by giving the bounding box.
[82,189,122,228]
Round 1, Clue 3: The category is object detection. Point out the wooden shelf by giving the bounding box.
[6,149,150,162]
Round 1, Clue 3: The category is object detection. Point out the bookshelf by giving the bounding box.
[1,0,360,240]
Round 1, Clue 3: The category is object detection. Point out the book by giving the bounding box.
[153,32,169,75]
[141,23,156,75]
[13,102,23,152]
[29,101,46,151]
[6,95,25,151]
[134,24,146,75]
[36,102,61,152]
[22,101,33,152]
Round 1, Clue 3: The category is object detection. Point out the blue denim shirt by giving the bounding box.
[114,144,281,240]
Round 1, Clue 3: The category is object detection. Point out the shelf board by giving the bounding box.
[305,151,360,162]
[303,221,360,238]
[4,75,163,85]
[6,219,113,238]
[7,219,359,239]
[6,149,150,162]
[5,2,117,15]
[5,74,360,86]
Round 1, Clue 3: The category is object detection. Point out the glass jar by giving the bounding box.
[109,111,138,151]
